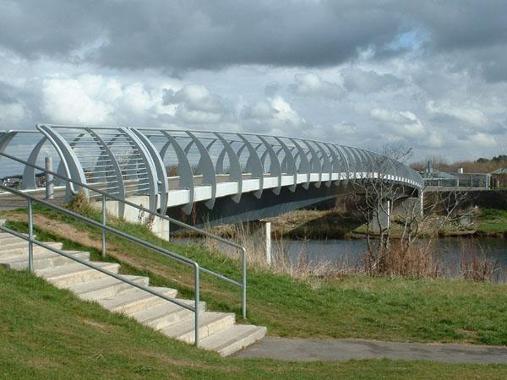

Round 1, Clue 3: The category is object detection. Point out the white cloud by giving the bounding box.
[289,73,343,98]
[242,96,307,133]
[426,100,488,127]
[0,101,25,125]
[41,74,171,125]
[469,132,497,147]
[163,84,231,124]
[370,108,426,138]
[42,76,114,124]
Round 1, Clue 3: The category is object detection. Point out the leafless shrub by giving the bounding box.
[362,241,440,278]
[458,240,500,282]
[202,223,346,281]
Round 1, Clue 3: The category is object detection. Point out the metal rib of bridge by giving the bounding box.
[0,124,423,218]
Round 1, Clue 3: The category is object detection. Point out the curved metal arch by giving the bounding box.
[131,128,169,215]
[275,137,297,192]
[257,135,282,195]
[323,143,341,185]
[22,136,47,189]
[313,141,333,187]
[300,140,323,188]
[237,134,264,198]
[160,132,195,215]
[186,131,217,209]
[343,146,361,179]
[0,131,17,154]
[37,124,87,196]
[289,138,310,189]
[331,144,351,181]
[88,129,126,218]
[214,133,242,203]
[122,128,159,212]
[215,139,235,174]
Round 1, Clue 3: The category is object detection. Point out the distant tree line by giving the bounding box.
[410,154,507,174]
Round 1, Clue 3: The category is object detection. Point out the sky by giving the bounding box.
[0,0,506,162]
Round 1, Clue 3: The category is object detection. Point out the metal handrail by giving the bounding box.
[0,151,247,318]
[0,185,202,345]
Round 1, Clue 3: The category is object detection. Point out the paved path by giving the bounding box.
[234,337,507,364]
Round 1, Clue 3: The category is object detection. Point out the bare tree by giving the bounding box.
[351,144,469,277]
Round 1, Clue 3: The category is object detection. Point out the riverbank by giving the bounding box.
[3,206,507,346]
[3,268,507,380]
[269,207,507,239]
[176,207,507,241]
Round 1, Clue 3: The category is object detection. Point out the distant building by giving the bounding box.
[491,168,507,189]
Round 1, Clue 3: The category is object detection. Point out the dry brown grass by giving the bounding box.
[203,223,347,281]
[457,240,501,282]
[362,242,440,279]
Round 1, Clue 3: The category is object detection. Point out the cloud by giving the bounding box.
[242,96,307,133]
[162,84,232,124]
[426,100,488,127]
[289,73,343,98]
[469,132,497,147]
[370,108,426,138]
[0,1,506,162]
[41,74,168,125]
[0,0,405,70]
[342,67,404,93]
[0,101,25,125]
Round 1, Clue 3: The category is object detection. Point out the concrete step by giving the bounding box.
[99,287,178,315]
[0,233,34,245]
[2,250,90,270]
[199,325,267,357]
[68,275,150,301]
[131,299,206,331]
[161,312,236,344]
[0,242,64,257]
[0,230,267,355]
[37,262,121,287]
[0,236,27,246]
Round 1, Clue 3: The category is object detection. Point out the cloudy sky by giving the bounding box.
[0,0,506,161]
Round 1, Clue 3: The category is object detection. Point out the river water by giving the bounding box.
[279,237,507,281]
[176,236,507,281]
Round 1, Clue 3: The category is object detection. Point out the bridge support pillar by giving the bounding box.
[264,221,272,266]
[151,217,170,241]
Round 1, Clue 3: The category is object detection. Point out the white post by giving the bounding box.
[265,221,272,266]
[45,156,54,200]
[419,191,424,218]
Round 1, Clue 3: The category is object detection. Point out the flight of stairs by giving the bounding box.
[0,230,266,356]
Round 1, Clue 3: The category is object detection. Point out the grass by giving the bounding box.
[3,203,507,347]
[2,267,507,379]
[477,209,507,234]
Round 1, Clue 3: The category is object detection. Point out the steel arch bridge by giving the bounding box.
[0,124,423,222]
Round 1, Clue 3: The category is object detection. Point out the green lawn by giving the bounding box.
[477,209,507,234]
[3,204,507,346]
[2,267,507,379]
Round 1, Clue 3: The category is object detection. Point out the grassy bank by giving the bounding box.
[3,268,507,379]
[3,205,507,346]
[477,209,507,235]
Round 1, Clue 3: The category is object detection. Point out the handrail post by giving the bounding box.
[241,247,247,319]
[101,194,106,258]
[194,263,200,347]
[45,156,54,200]
[27,198,34,273]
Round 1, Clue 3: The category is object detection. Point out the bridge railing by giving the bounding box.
[1,126,424,217]
[423,173,491,189]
